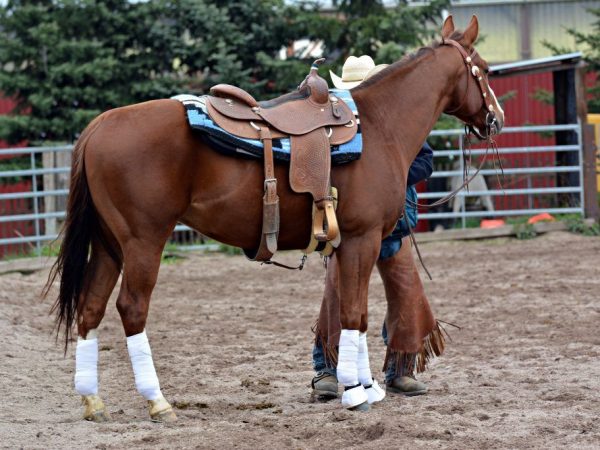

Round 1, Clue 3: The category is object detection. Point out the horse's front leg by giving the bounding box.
[335,234,386,410]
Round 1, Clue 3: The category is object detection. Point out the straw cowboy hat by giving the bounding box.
[329,55,389,89]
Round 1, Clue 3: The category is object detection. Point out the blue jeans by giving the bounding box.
[312,336,336,377]
[313,322,396,383]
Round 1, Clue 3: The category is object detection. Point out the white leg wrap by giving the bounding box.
[365,379,386,404]
[357,332,373,386]
[341,385,368,408]
[127,330,162,401]
[74,330,99,396]
[337,329,359,386]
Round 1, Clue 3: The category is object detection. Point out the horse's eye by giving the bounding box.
[484,68,490,75]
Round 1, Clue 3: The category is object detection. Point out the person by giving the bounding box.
[311,56,446,399]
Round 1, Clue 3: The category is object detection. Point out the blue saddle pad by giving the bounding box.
[171,89,361,165]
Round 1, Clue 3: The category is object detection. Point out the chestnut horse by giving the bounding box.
[47,16,503,421]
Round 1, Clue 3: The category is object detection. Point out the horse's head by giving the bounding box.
[440,15,504,138]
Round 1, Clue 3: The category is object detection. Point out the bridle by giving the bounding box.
[406,38,504,213]
[442,38,500,139]
[405,38,504,278]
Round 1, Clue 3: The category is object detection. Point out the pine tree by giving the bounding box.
[0,0,309,144]
[566,7,600,113]
[0,0,179,143]
[543,7,600,113]
[323,0,450,63]
[0,0,452,144]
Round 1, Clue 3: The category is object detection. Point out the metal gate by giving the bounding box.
[422,123,584,229]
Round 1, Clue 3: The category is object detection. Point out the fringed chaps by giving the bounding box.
[313,236,447,376]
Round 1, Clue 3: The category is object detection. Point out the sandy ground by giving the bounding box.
[0,231,599,449]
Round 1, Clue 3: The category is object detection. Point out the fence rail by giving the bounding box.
[0,123,588,257]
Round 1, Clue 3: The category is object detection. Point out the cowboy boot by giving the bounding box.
[376,239,437,397]
[311,371,338,399]
[386,375,428,396]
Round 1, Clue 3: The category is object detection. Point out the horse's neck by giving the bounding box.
[353,52,455,178]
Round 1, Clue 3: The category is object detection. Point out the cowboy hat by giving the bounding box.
[329,55,389,89]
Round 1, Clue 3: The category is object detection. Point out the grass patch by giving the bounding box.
[513,222,537,240]
[161,243,186,264]
[217,243,242,255]
[40,242,61,257]
[452,217,481,229]
[565,216,600,236]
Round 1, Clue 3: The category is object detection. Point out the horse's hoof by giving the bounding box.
[365,380,386,404]
[341,384,368,410]
[348,401,370,412]
[149,396,177,423]
[82,395,111,422]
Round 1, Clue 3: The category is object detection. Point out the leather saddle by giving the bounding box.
[205,59,358,261]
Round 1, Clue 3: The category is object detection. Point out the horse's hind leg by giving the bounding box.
[116,239,176,422]
[75,238,122,422]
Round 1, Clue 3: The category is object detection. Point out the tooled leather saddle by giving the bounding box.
[205,59,358,262]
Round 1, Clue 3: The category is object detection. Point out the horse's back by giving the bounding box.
[81,99,313,250]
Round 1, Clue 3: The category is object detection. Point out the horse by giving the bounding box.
[45,15,504,421]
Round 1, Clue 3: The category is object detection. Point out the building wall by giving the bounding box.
[449,0,600,63]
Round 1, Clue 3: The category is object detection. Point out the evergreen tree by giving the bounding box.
[0,0,309,144]
[0,0,451,144]
[0,0,177,143]
[543,7,600,113]
[565,7,600,113]
[324,0,450,63]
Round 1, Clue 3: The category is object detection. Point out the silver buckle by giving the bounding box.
[264,178,277,189]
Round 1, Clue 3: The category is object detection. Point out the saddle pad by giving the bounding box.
[171,93,362,165]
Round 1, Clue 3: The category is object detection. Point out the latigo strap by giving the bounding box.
[244,127,280,261]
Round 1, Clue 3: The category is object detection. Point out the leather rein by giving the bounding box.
[405,39,504,280]
[406,38,502,212]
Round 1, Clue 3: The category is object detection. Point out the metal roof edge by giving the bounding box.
[489,52,583,77]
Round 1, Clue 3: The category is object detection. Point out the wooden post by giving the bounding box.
[42,151,57,236]
[56,150,70,215]
[41,149,71,237]
[582,123,599,220]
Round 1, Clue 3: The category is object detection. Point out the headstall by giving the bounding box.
[405,38,504,214]
[442,38,500,138]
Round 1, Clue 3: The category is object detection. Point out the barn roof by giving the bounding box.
[490,52,583,78]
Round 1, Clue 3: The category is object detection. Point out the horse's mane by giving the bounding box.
[353,30,466,92]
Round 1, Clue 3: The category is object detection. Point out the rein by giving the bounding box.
[406,38,502,211]
[405,38,505,278]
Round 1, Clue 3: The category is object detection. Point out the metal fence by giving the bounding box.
[0,123,586,257]
[0,145,71,257]
[423,123,584,229]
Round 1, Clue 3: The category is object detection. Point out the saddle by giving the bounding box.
[205,59,358,261]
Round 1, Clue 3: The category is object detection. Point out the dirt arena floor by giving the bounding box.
[1,231,599,449]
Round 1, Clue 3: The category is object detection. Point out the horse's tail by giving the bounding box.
[44,114,117,351]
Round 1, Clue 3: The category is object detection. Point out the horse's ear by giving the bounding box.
[441,15,455,40]
[462,15,479,46]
